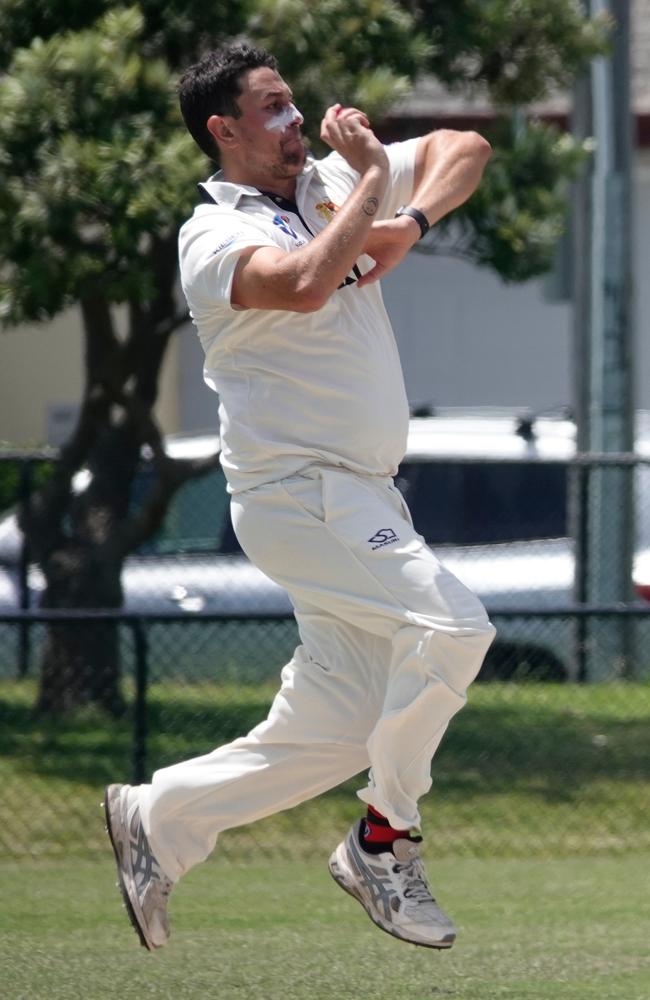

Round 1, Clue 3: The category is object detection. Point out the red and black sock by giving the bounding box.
[359,806,422,855]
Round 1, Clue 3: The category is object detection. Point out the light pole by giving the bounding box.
[572,0,635,679]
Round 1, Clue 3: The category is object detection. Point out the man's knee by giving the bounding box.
[422,620,496,693]
[467,620,497,682]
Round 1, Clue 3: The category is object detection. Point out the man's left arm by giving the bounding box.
[358,129,492,287]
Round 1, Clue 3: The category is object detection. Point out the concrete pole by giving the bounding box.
[575,0,635,679]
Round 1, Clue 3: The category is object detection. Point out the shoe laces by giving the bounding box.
[393,857,434,903]
[153,862,173,899]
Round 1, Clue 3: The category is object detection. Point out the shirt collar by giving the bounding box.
[198,157,317,207]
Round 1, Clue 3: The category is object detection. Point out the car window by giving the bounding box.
[134,464,241,555]
[396,460,568,545]
[135,456,569,556]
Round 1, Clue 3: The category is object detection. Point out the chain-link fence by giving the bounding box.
[1,448,649,861]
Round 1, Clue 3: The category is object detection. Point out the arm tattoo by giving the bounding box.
[362,197,379,216]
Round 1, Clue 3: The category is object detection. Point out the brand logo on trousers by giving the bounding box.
[368,528,399,550]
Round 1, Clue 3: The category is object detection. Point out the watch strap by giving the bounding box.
[395,205,430,240]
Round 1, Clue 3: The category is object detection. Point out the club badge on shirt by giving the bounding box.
[315,200,339,223]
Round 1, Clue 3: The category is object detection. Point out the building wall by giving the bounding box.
[1,311,84,447]
[177,322,220,434]
[382,255,573,414]
[0,308,180,448]
[381,152,650,416]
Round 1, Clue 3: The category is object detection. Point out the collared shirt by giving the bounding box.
[179,140,418,493]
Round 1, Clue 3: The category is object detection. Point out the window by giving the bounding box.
[136,456,570,556]
[396,460,568,545]
[134,465,241,555]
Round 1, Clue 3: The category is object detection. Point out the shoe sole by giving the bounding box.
[103,784,158,952]
[328,845,456,951]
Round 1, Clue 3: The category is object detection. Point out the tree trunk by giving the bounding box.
[36,539,126,716]
[38,620,124,715]
[22,280,214,717]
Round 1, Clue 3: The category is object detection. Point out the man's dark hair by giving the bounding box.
[179,43,278,161]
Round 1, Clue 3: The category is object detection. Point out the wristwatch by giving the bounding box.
[395,205,430,240]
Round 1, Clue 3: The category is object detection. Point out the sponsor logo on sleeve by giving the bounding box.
[211,232,244,255]
[272,214,306,246]
[273,214,299,239]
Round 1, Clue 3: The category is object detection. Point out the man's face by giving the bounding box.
[226,67,306,179]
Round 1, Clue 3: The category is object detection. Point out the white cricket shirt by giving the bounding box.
[179,139,418,493]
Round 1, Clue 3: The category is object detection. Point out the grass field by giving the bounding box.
[2,852,650,1000]
[2,679,650,997]
[1,679,649,859]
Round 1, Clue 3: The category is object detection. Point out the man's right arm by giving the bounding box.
[231,106,388,314]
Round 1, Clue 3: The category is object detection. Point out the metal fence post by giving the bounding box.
[17,458,33,678]
[131,619,149,784]
[569,461,589,682]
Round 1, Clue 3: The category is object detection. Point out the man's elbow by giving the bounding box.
[292,280,330,313]
[465,131,492,163]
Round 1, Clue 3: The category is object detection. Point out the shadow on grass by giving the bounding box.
[1,680,649,808]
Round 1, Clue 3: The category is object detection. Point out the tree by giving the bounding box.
[405,0,609,279]
[413,0,607,105]
[0,0,606,714]
[250,0,607,280]
[0,1,427,714]
[0,7,225,713]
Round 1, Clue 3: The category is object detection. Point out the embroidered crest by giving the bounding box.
[315,200,339,223]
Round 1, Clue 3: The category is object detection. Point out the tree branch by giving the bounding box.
[18,387,110,561]
[108,452,221,559]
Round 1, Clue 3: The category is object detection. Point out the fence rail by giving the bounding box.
[1,450,650,860]
[2,605,650,787]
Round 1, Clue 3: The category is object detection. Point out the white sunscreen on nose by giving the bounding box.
[264,103,303,132]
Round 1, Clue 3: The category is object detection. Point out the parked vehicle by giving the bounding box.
[1,409,649,681]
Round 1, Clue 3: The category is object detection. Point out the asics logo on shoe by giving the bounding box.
[130,817,154,891]
[348,838,399,921]
[368,528,399,550]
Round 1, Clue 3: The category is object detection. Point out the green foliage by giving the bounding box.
[0,0,610,326]
[0,7,208,324]
[0,458,55,513]
[250,0,429,145]
[414,0,609,106]
[2,678,650,860]
[421,119,590,282]
[0,0,253,71]
[0,0,429,324]
[0,461,19,514]
[400,0,609,279]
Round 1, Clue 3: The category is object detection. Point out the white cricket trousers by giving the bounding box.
[139,466,495,882]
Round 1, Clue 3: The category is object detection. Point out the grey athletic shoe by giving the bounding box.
[328,820,457,949]
[104,783,174,951]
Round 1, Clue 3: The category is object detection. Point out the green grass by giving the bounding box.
[2,679,649,997]
[1,679,649,859]
[1,852,650,999]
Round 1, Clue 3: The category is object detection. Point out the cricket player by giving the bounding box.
[105,42,495,952]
